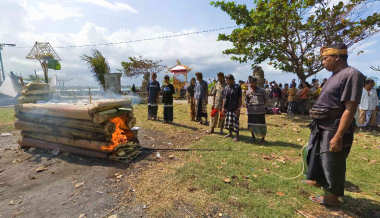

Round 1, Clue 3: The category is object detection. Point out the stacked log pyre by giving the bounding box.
[14,99,141,160]
[18,82,51,104]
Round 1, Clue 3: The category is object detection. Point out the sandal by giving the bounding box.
[224,134,232,138]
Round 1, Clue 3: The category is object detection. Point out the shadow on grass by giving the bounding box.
[154,120,199,131]
[238,135,302,148]
[285,115,312,125]
[333,196,380,217]
[345,180,361,193]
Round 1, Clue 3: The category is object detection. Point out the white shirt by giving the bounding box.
[359,88,378,110]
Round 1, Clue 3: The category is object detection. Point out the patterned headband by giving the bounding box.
[320,47,348,56]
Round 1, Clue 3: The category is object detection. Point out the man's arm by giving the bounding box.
[330,101,358,152]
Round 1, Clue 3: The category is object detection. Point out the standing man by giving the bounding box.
[305,42,365,206]
[187,78,196,121]
[147,73,160,120]
[222,74,242,141]
[358,79,378,131]
[161,75,175,123]
[209,72,226,134]
[195,72,209,125]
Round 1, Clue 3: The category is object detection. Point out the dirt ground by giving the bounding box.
[0,127,202,218]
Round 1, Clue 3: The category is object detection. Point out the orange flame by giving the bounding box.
[101,116,134,152]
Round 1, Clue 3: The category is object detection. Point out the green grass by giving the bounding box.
[0,107,15,132]
[133,103,380,217]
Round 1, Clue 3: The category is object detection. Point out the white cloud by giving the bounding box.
[78,0,138,13]
[3,0,380,87]
[20,1,83,21]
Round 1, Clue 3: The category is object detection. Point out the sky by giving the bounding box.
[0,0,379,87]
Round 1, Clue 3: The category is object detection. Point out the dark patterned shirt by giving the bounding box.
[161,84,175,105]
[147,80,160,104]
[223,84,242,112]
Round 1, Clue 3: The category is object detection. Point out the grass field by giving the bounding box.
[0,107,15,132]
[132,103,380,217]
[1,104,379,217]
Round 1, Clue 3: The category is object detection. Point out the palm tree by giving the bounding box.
[82,49,110,89]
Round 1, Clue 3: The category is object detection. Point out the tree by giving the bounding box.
[120,56,166,91]
[211,0,380,82]
[82,49,110,89]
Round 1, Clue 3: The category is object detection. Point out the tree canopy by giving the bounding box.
[81,49,110,89]
[120,56,166,91]
[211,0,380,81]
[121,56,166,77]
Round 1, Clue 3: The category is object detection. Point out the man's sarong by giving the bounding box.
[248,113,267,138]
[196,98,207,120]
[306,120,353,196]
[163,104,173,122]
[148,104,158,119]
[225,111,239,132]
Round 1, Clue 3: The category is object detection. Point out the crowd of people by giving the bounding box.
[145,42,379,207]
[146,70,380,139]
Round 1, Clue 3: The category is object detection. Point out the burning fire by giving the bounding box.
[101,116,134,152]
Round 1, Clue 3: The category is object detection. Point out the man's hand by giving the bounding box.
[330,101,357,152]
[329,135,343,152]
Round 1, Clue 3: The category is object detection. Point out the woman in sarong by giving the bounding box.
[287,83,297,116]
[246,77,267,143]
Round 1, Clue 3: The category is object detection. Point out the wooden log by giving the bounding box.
[15,100,133,121]
[93,109,129,124]
[24,82,49,91]
[22,89,51,96]
[15,103,93,121]
[15,120,109,141]
[88,99,132,113]
[16,112,115,135]
[22,131,112,153]
[18,96,50,104]
[19,137,108,159]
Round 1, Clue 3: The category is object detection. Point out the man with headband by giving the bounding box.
[304,42,365,206]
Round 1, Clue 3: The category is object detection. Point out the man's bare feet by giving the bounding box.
[302,180,321,188]
[309,195,341,206]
